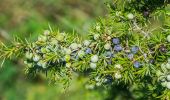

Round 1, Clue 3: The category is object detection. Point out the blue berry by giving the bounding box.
[143,10,149,17]
[104,75,113,84]
[131,46,139,54]
[127,53,134,60]
[114,45,122,52]
[134,61,141,68]
[112,38,120,44]
[104,51,113,58]
[149,58,155,64]
[85,48,92,54]
[159,45,167,53]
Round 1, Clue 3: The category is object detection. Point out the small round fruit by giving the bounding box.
[43,30,50,35]
[127,13,134,20]
[166,63,170,70]
[167,35,170,42]
[161,81,167,87]
[131,46,139,54]
[104,51,113,58]
[104,75,113,84]
[56,34,64,41]
[127,53,134,60]
[149,58,155,64]
[41,62,47,68]
[112,38,120,44]
[166,82,170,89]
[33,55,40,62]
[51,39,58,46]
[159,45,167,53]
[143,11,149,17]
[107,36,111,40]
[114,72,122,79]
[37,60,47,68]
[91,55,99,63]
[85,48,92,54]
[65,48,72,55]
[25,52,33,59]
[114,45,122,52]
[168,58,170,63]
[167,75,170,81]
[70,43,78,50]
[78,50,85,58]
[83,40,91,46]
[134,61,141,68]
[115,64,123,70]
[90,63,97,69]
[94,34,100,40]
[104,43,111,50]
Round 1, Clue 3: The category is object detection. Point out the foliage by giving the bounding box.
[1,0,170,99]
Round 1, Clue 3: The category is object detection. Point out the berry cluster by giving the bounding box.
[157,60,170,89]
[2,0,170,99]
[24,30,67,71]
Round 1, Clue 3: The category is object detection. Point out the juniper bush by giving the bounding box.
[1,0,170,99]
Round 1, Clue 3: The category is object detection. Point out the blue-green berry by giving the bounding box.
[104,75,113,84]
[90,63,97,69]
[93,34,100,40]
[91,55,99,63]
[104,51,113,58]
[70,43,78,50]
[127,53,134,60]
[131,46,139,54]
[166,82,170,89]
[166,63,170,70]
[114,45,122,52]
[114,72,122,79]
[25,52,33,59]
[112,38,120,44]
[115,64,123,70]
[64,48,72,55]
[127,13,134,20]
[167,35,170,42]
[104,43,111,50]
[33,55,40,62]
[134,61,141,68]
[149,59,155,64]
[83,40,91,46]
[85,48,92,54]
[77,50,85,58]
[167,75,170,81]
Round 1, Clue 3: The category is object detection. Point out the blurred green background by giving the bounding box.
[0,0,111,100]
